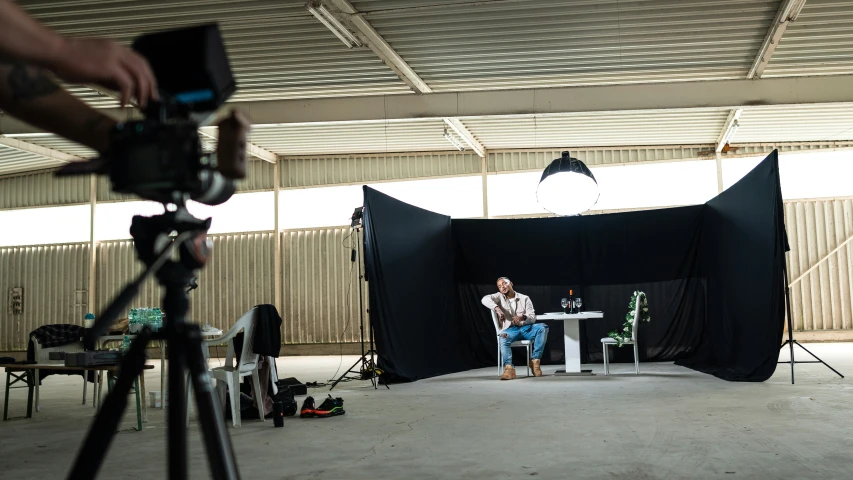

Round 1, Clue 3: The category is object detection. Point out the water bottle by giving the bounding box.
[128,308,139,334]
[83,312,96,329]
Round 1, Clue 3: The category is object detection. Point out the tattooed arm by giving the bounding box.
[0,0,157,106]
[0,61,116,154]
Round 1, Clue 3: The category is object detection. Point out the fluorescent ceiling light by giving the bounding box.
[443,128,465,151]
[306,2,362,48]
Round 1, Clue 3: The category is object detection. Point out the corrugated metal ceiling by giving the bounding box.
[354,0,779,91]
[7,0,853,174]
[3,134,98,158]
[762,0,853,78]
[735,103,853,143]
[16,0,410,102]
[248,119,470,155]
[460,109,730,149]
[0,144,66,175]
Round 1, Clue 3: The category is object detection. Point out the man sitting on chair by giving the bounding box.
[482,277,548,379]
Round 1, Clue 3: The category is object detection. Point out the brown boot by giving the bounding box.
[500,364,516,380]
[530,359,543,377]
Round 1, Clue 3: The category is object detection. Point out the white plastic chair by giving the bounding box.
[491,310,531,377]
[601,294,643,375]
[31,337,87,412]
[188,307,264,427]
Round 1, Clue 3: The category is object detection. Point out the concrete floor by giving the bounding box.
[1,343,852,480]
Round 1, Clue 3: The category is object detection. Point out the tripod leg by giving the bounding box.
[789,335,795,384]
[168,328,188,480]
[329,356,367,391]
[185,328,240,480]
[793,341,845,378]
[67,329,152,480]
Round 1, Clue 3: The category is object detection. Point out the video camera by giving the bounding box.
[57,23,248,206]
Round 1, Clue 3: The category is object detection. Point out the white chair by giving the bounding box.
[188,307,264,427]
[491,310,532,377]
[601,294,643,375]
[31,336,87,412]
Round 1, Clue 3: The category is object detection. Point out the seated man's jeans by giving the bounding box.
[500,323,548,367]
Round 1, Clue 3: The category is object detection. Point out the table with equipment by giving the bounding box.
[97,328,222,409]
[2,363,154,430]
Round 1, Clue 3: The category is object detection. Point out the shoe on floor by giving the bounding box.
[500,364,516,380]
[300,396,315,418]
[314,394,345,417]
[530,359,543,377]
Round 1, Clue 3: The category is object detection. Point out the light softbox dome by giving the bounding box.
[536,151,600,216]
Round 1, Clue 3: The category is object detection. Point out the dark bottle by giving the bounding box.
[568,289,574,314]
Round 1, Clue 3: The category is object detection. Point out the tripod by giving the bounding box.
[68,207,240,480]
[330,225,388,391]
[778,261,844,384]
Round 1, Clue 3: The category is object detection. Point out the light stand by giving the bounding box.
[330,210,388,391]
[778,261,843,384]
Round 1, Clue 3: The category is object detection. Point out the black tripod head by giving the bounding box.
[131,206,212,287]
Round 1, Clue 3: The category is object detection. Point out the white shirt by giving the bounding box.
[481,291,537,332]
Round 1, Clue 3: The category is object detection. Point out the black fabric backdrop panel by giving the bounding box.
[363,152,787,382]
[453,205,704,286]
[454,205,706,369]
[676,150,788,381]
[362,187,473,382]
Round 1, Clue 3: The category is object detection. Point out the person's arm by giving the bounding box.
[522,297,536,325]
[0,0,65,69]
[0,61,116,154]
[0,0,157,106]
[482,293,506,330]
[481,293,500,310]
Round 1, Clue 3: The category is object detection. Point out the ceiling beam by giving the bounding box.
[747,0,808,79]
[192,74,853,125]
[198,129,278,164]
[327,0,433,94]
[0,135,83,162]
[4,75,853,132]
[715,108,743,153]
[443,118,485,157]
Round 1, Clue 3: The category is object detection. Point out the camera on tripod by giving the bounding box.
[57,23,249,207]
[63,24,247,480]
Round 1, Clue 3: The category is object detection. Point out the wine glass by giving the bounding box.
[574,297,583,312]
[560,298,568,313]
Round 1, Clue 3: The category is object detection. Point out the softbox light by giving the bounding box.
[536,151,600,216]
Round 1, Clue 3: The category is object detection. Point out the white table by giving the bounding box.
[537,312,605,376]
[98,328,223,409]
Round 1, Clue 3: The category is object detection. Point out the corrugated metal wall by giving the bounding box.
[490,146,714,172]
[784,198,853,331]
[281,228,366,344]
[0,170,90,208]
[0,228,363,351]
[96,233,276,333]
[6,196,853,351]
[0,243,89,351]
[281,152,482,188]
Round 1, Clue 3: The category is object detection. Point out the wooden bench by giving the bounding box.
[1,363,154,431]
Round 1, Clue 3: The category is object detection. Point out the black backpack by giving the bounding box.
[273,385,297,416]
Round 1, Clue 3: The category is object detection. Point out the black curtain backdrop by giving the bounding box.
[362,186,473,382]
[675,150,789,380]
[363,151,788,383]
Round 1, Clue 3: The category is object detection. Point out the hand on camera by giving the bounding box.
[49,37,158,107]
